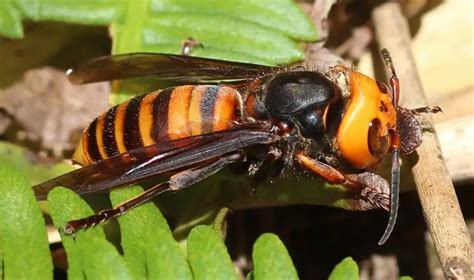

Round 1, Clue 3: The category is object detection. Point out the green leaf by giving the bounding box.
[150,0,316,41]
[0,161,53,279]
[12,0,40,20]
[48,187,133,280]
[0,0,123,38]
[0,0,23,38]
[111,0,315,65]
[112,2,310,64]
[38,0,123,25]
[399,276,414,280]
[110,186,192,280]
[187,225,239,280]
[252,233,298,280]
[328,257,359,280]
[0,141,74,185]
[141,13,303,64]
[218,172,357,212]
[1,0,315,65]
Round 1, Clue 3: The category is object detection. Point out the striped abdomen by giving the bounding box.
[73,85,242,165]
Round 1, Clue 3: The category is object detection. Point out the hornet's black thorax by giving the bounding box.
[246,71,343,140]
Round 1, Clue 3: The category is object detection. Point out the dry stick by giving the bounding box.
[371,2,472,279]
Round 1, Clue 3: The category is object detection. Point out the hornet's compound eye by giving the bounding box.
[368,118,391,158]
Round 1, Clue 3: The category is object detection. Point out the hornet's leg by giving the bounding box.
[295,153,390,211]
[181,37,204,56]
[63,153,242,234]
[409,106,442,115]
[249,147,282,195]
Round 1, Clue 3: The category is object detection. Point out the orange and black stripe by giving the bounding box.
[151,88,173,142]
[77,85,242,165]
[102,106,119,157]
[123,95,145,151]
[83,118,102,163]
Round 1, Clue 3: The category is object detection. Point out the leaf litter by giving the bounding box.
[0,67,109,158]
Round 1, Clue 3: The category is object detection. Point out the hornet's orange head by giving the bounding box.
[331,65,398,170]
[329,49,440,246]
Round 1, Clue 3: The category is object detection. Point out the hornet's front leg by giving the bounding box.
[295,153,389,211]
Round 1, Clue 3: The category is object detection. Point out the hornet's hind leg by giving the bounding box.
[63,153,242,234]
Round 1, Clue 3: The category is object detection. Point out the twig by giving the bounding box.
[371,2,472,279]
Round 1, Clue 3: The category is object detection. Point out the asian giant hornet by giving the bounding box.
[33,49,440,245]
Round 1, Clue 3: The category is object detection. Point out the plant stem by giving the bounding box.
[371,2,472,279]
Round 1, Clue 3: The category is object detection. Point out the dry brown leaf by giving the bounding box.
[0,67,109,157]
[303,1,346,70]
[308,0,337,46]
[303,47,347,71]
[335,25,372,61]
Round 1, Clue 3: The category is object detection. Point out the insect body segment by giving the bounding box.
[334,66,397,169]
[74,85,242,165]
[244,70,343,146]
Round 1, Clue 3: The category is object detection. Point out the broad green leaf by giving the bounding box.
[0,0,23,38]
[111,0,314,65]
[252,233,298,280]
[113,9,305,64]
[112,6,308,66]
[218,172,357,211]
[110,186,192,280]
[0,141,74,185]
[12,0,40,20]
[48,187,133,280]
[1,0,316,65]
[399,277,413,280]
[0,161,53,279]
[109,0,311,106]
[0,0,123,38]
[187,225,239,280]
[140,13,303,64]
[150,0,316,40]
[328,257,359,280]
[38,0,123,24]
